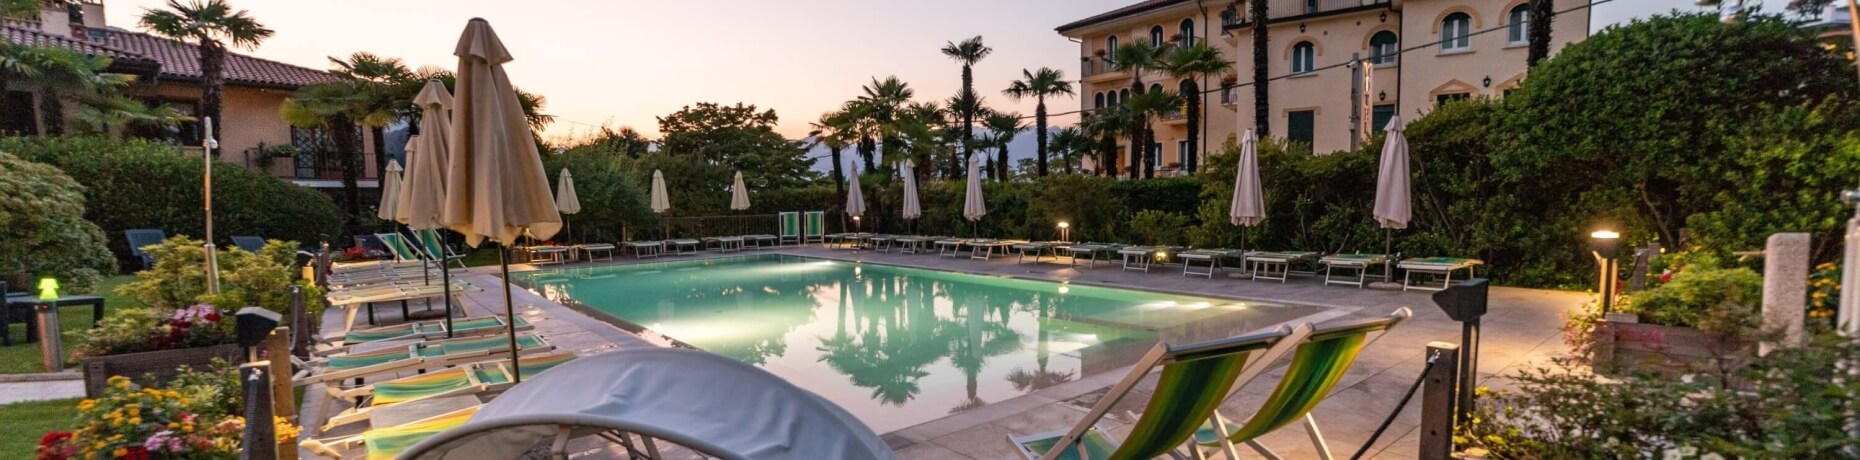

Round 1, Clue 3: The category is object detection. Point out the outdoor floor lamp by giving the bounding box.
[1591,230,1621,313]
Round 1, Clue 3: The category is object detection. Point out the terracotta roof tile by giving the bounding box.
[1056,0,1191,34]
[98,28,338,89]
[1,22,154,65]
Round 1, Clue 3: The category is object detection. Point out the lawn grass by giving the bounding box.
[460,247,503,267]
[0,397,79,457]
[0,275,138,374]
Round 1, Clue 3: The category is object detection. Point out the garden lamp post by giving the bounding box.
[1058,221,1070,243]
[202,117,221,294]
[1590,230,1620,313]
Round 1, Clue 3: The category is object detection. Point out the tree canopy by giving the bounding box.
[656,102,817,190]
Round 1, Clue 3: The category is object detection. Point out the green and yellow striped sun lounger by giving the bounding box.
[778,212,802,245]
[1011,325,1306,460]
[293,333,553,387]
[302,405,481,460]
[1188,309,1411,459]
[1244,250,1320,283]
[318,315,532,351]
[804,211,826,244]
[319,351,578,431]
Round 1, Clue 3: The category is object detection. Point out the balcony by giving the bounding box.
[1222,0,1390,28]
[1081,56,1128,83]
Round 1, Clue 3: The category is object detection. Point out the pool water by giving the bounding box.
[514,254,1319,433]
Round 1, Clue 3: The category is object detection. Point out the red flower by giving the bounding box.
[204,310,220,322]
[36,431,73,460]
[123,446,150,460]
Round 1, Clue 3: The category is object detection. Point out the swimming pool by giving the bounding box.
[514,254,1320,433]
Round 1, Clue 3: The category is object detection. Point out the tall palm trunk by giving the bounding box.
[332,116,364,231]
[1527,0,1553,67]
[1099,134,1116,177]
[960,64,975,175]
[1184,81,1200,173]
[829,145,846,201]
[371,126,387,184]
[1251,0,1270,136]
[1127,80,1145,181]
[0,71,12,133]
[200,42,227,157]
[996,143,1009,181]
[1142,126,1156,179]
[1034,98,1049,177]
[858,135,876,172]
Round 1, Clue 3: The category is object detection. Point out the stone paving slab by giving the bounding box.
[0,379,83,404]
[295,247,1585,460]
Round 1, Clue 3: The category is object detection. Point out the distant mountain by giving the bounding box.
[803,127,1058,174]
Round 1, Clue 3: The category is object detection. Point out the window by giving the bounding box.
[1175,139,1189,166]
[1149,83,1163,95]
[1508,5,1530,45]
[1179,19,1196,46]
[1094,92,1105,109]
[1291,41,1316,73]
[1220,83,1237,104]
[1106,36,1118,69]
[1288,110,1315,146]
[1150,26,1165,45]
[1369,31,1399,65]
[1150,142,1163,165]
[1435,93,1470,106]
[1442,13,1472,51]
[1179,80,1196,98]
[1,91,34,135]
[1119,89,1130,104]
[1372,105,1396,133]
[1305,0,1319,14]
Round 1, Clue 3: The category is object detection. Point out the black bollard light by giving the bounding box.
[1432,278,1488,425]
[236,307,281,363]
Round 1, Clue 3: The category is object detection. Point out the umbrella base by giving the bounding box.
[1367,281,1405,291]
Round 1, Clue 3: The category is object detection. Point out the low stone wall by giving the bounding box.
[81,343,244,397]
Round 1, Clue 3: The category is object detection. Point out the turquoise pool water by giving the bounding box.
[514,254,1319,432]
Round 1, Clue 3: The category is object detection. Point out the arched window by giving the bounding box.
[1508,5,1530,44]
[1119,89,1130,104]
[1179,19,1195,46]
[1150,25,1165,45]
[1291,41,1316,73]
[1150,83,1164,95]
[1094,92,1105,109]
[1180,79,1196,94]
[1106,36,1118,69]
[1369,31,1398,65]
[1442,13,1472,51]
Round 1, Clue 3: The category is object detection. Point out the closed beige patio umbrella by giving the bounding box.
[844,162,866,232]
[378,160,404,221]
[900,160,921,221]
[1372,116,1411,284]
[963,156,986,236]
[650,169,670,238]
[440,18,560,381]
[729,170,750,211]
[557,168,581,243]
[397,80,458,335]
[1231,129,1264,275]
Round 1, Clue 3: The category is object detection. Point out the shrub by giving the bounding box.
[1619,267,1762,334]
[0,151,114,293]
[541,149,656,243]
[1128,210,1189,246]
[80,237,322,357]
[46,370,298,460]
[0,136,344,268]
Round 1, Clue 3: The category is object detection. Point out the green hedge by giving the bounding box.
[1,137,344,269]
[0,151,114,293]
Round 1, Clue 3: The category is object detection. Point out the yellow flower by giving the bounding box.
[129,417,141,425]
[78,400,96,412]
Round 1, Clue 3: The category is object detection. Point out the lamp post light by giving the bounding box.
[1590,230,1621,313]
[1058,221,1070,243]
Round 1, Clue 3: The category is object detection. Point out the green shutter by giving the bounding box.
[1288,110,1315,146]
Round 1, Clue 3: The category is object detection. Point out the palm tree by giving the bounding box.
[1161,43,1233,173]
[940,36,991,173]
[1081,108,1128,177]
[1111,39,1164,178]
[943,92,987,177]
[1527,0,1553,67]
[139,0,274,156]
[982,111,1025,181]
[1250,0,1270,136]
[897,101,947,178]
[27,47,134,135]
[1125,90,1184,179]
[1049,126,1085,175]
[855,76,913,172]
[1003,67,1074,178]
[327,52,411,179]
[281,81,398,229]
[809,109,855,201]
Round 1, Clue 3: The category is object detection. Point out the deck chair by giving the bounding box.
[376,233,426,263]
[318,351,578,431]
[803,210,826,244]
[302,405,480,460]
[124,229,166,270]
[230,236,267,253]
[317,315,532,351]
[1189,308,1413,460]
[413,229,467,269]
[325,281,478,337]
[293,332,553,387]
[778,211,802,245]
[1010,325,1308,460]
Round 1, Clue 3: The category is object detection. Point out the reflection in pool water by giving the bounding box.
[514,254,1318,433]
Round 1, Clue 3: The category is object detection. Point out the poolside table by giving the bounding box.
[3,294,106,346]
[1062,244,1121,268]
[576,244,616,263]
[1398,257,1484,291]
[1246,251,1320,283]
[1179,249,1241,278]
[623,241,664,259]
[1319,253,1391,288]
[667,239,702,255]
[935,239,971,258]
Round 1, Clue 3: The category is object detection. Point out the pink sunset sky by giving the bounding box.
[102,0,1698,143]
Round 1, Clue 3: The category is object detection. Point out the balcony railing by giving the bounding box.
[1223,0,1389,26]
[1083,56,1123,78]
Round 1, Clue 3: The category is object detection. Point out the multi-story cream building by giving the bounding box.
[1058,0,1591,173]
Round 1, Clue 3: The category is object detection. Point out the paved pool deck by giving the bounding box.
[300,245,1585,460]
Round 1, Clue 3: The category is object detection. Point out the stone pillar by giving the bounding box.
[1761,233,1810,356]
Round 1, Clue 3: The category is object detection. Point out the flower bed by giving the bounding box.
[41,368,300,460]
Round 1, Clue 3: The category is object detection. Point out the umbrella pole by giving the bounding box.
[441,241,453,338]
[1383,228,1394,283]
[499,245,522,383]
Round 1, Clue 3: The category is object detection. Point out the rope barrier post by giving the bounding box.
[239,361,278,460]
[1419,342,1461,459]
